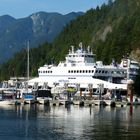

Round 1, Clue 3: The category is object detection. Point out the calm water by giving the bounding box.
[0,104,140,140]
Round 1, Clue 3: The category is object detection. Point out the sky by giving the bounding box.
[0,0,107,18]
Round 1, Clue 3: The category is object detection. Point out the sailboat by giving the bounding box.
[21,41,36,104]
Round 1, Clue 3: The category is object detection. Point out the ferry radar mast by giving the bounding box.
[79,42,83,51]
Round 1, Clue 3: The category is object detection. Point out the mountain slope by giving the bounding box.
[0,15,16,34]
[53,0,140,63]
[0,12,83,63]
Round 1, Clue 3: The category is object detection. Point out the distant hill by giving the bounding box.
[0,0,140,81]
[0,12,83,63]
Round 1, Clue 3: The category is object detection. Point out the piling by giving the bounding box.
[89,89,92,97]
[80,89,82,96]
[127,80,134,105]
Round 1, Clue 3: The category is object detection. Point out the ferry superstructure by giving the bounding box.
[28,43,139,91]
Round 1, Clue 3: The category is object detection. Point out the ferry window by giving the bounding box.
[68,70,70,73]
[95,70,98,73]
[83,70,85,73]
[80,70,82,73]
[102,71,104,73]
[86,70,88,73]
[71,70,73,73]
[89,70,91,73]
[72,64,75,66]
[92,70,94,73]
[82,55,84,57]
[77,70,79,73]
[51,71,52,73]
[99,70,101,73]
[43,71,45,73]
[46,71,47,73]
[64,64,67,67]
[74,70,76,73]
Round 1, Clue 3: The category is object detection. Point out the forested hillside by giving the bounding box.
[0,0,140,81]
[53,0,140,64]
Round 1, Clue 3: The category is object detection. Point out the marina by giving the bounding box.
[0,80,139,107]
[0,43,139,140]
[0,43,139,107]
[1,43,139,106]
[0,42,139,140]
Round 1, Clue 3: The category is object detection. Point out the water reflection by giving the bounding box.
[0,105,140,139]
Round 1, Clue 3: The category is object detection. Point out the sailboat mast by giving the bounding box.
[27,41,30,81]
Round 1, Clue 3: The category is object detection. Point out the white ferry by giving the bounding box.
[28,43,139,92]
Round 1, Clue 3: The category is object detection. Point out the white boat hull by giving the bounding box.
[115,101,127,107]
[37,97,49,104]
[0,100,16,105]
[24,99,35,104]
